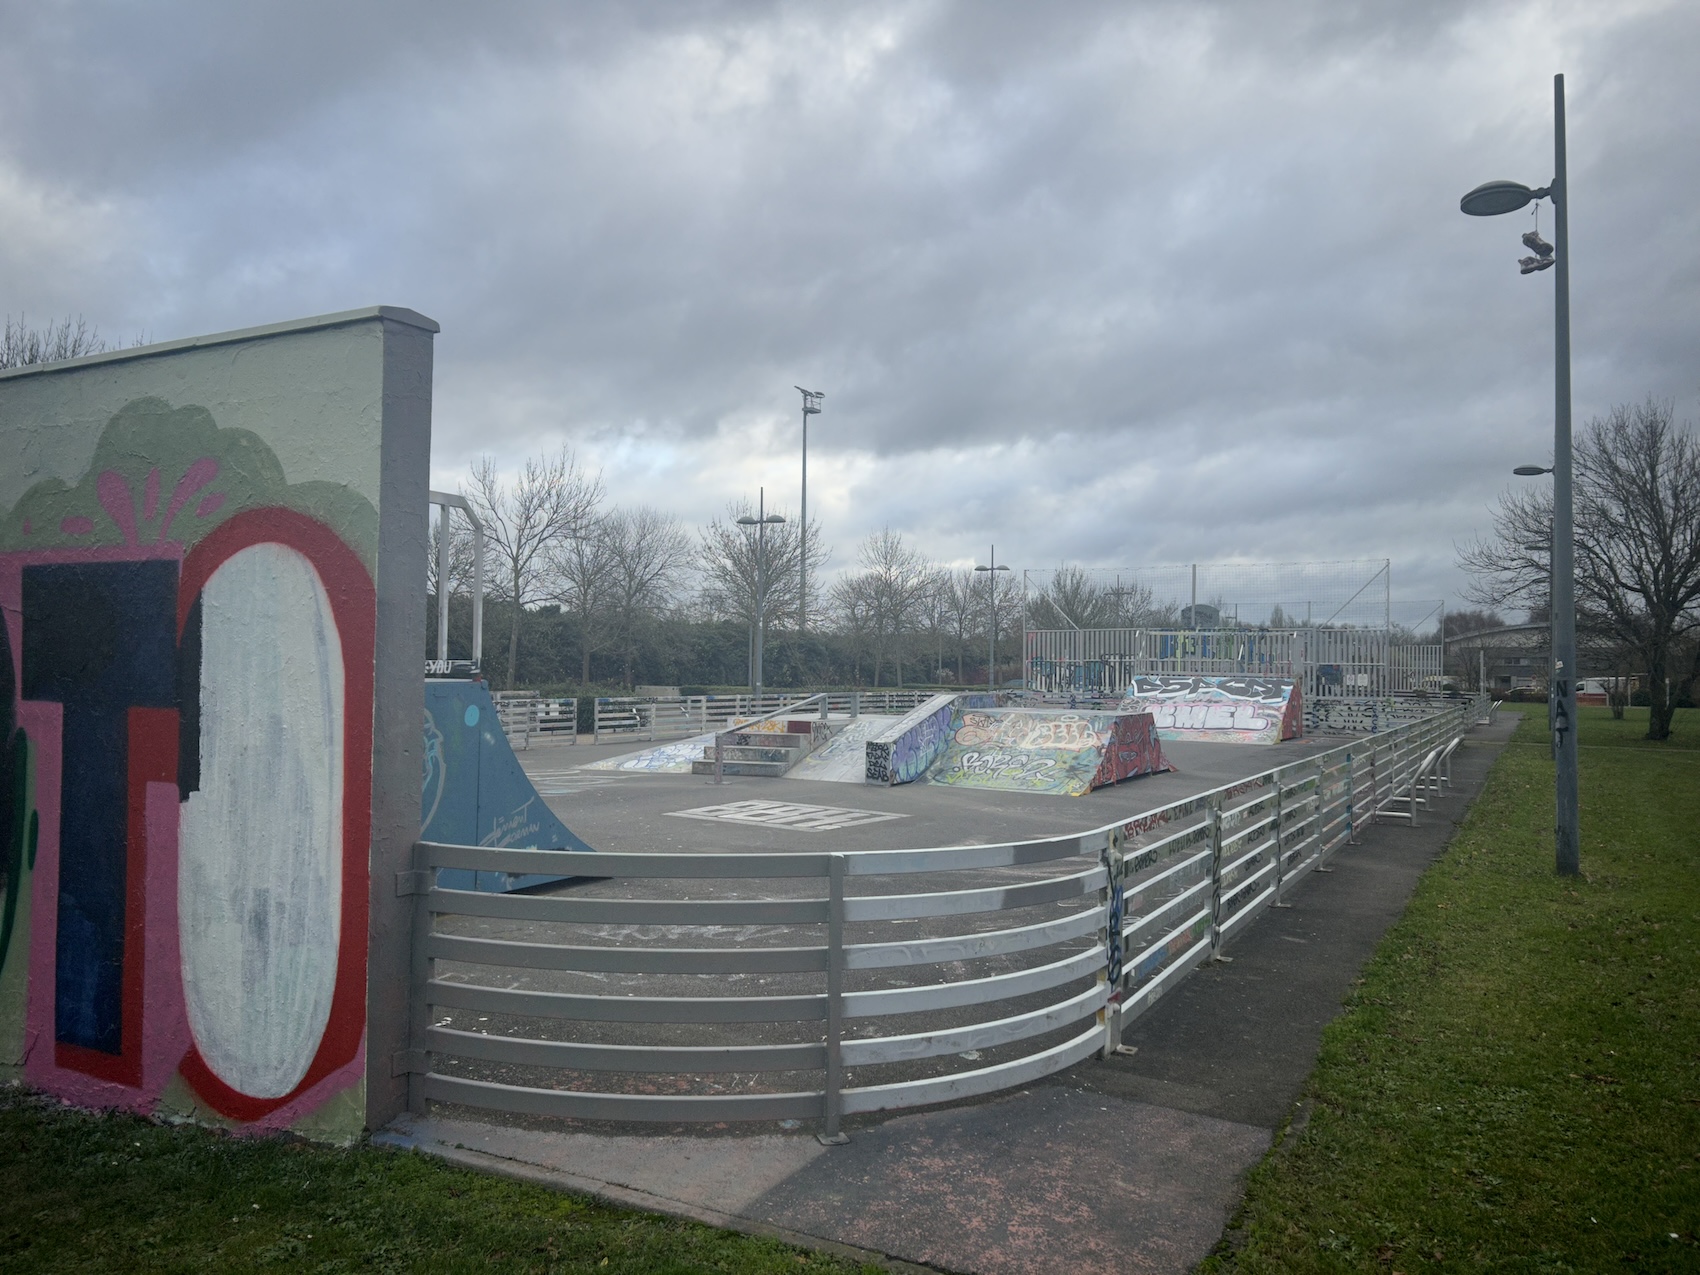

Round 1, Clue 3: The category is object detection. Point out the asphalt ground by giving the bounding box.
[383,715,1515,1274]
[510,729,1354,854]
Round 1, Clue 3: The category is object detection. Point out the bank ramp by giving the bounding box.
[422,679,594,891]
[863,694,1171,796]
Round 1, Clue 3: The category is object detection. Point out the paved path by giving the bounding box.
[378,716,1517,1274]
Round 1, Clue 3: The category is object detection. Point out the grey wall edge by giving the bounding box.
[0,306,441,383]
[365,312,435,1131]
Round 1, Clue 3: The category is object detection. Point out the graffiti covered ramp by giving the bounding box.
[924,707,1170,796]
[422,679,595,891]
[1120,676,1303,745]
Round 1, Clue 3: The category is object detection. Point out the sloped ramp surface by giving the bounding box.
[925,707,1169,796]
[423,679,594,891]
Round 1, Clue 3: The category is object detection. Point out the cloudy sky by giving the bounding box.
[3,0,1695,615]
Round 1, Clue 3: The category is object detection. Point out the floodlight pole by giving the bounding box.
[796,387,823,632]
[975,549,1011,692]
[1550,75,1579,877]
[737,491,786,698]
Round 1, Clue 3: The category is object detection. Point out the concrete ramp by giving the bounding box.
[422,679,595,891]
[1120,676,1302,744]
[925,707,1170,796]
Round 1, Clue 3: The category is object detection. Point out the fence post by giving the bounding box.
[1344,750,1356,845]
[1272,770,1289,907]
[1099,833,1126,1056]
[1208,795,1230,962]
[820,853,849,1145]
[405,843,432,1115]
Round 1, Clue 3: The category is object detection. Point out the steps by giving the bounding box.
[689,720,836,778]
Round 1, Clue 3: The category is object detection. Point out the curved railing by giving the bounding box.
[400,695,1486,1137]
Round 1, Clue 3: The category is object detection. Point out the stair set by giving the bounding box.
[689,718,838,778]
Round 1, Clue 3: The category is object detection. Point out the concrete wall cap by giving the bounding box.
[0,305,440,381]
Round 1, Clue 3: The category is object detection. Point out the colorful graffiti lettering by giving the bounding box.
[1,396,379,1133]
[1121,676,1302,745]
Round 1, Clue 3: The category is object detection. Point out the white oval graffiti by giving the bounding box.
[178,542,344,1099]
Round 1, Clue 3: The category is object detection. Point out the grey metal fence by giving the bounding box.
[1023,627,1444,700]
[491,693,578,748]
[591,690,935,743]
[402,695,1486,1137]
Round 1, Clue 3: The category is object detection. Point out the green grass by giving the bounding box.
[1510,704,1698,750]
[1205,707,1700,1273]
[0,1094,878,1273]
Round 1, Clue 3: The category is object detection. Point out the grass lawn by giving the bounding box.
[0,1095,879,1273]
[1204,705,1699,1273]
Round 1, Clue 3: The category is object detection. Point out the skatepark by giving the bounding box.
[0,309,1495,1274]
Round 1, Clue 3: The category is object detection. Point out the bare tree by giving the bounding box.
[1460,398,1700,739]
[466,448,604,688]
[602,506,692,688]
[838,528,931,687]
[1,314,110,369]
[827,571,878,686]
[936,569,980,683]
[549,513,618,687]
[696,500,825,631]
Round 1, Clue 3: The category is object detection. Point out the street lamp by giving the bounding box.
[1462,73,1578,876]
[1513,464,1553,476]
[736,488,786,697]
[975,547,1012,693]
[795,387,823,633]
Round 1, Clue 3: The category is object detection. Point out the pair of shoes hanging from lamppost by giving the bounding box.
[1518,228,1555,275]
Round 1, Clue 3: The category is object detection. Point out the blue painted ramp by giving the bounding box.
[422,679,595,892]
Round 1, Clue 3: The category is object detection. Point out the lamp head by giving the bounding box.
[1460,180,1548,216]
[1512,465,1554,476]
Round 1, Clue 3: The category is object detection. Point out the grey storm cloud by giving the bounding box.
[2,0,1697,602]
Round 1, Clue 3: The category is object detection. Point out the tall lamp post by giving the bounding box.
[975,547,1011,693]
[737,488,786,697]
[1460,72,1577,876]
[795,387,824,632]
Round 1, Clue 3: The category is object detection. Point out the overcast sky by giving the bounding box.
[3,0,1695,617]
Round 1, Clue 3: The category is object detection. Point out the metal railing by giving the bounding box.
[592,690,935,743]
[710,692,830,784]
[402,694,1486,1137]
[491,694,578,748]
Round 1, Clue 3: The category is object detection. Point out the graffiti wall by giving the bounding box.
[926,708,1170,796]
[864,693,957,785]
[0,307,434,1141]
[1119,676,1302,745]
[1304,695,1444,735]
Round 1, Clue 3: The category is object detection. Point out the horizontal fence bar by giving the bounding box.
[845,906,1105,969]
[843,866,1106,921]
[429,888,831,926]
[423,1073,825,1123]
[428,979,827,1023]
[427,933,830,975]
[843,946,1104,1018]
[841,984,1106,1066]
[426,1027,827,1074]
[841,1023,1104,1115]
